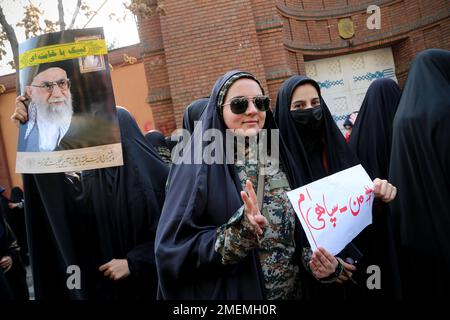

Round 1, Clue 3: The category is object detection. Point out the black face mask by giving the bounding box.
[290,105,324,154]
[290,105,324,132]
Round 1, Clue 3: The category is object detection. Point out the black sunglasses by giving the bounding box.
[222,96,271,114]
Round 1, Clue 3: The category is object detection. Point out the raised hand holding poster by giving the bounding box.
[16,27,123,173]
[287,165,374,255]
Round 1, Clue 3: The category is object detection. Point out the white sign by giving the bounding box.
[287,165,374,255]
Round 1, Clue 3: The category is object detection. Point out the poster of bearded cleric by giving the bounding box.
[15,27,123,173]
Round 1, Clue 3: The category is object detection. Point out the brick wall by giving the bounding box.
[0,125,11,195]
[137,1,176,135]
[281,0,449,83]
[138,0,450,132]
[159,0,267,132]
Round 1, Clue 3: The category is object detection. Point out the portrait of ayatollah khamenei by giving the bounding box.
[16,27,123,174]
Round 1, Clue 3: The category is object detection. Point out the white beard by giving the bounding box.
[34,97,73,151]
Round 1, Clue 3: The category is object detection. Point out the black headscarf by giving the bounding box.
[155,70,306,300]
[144,130,172,165]
[389,48,450,299]
[274,75,360,299]
[274,75,359,183]
[144,130,167,149]
[79,107,168,300]
[348,78,402,299]
[349,78,401,180]
[182,97,209,133]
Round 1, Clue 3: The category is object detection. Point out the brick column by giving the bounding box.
[137,1,176,136]
[0,123,12,196]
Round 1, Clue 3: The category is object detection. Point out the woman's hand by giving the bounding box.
[99,259,130,281]
[11,96,28,127]
[335,257,357,283]
[240,179,268,236]
[373,178,397,203]
[0,256,13,272]
[309,247,339,279]
[8,202,19,209]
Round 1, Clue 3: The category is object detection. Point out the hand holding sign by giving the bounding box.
[287,165,378,255]
[240,179,268,236]
[309,247,339,278]
[373,178,397,202]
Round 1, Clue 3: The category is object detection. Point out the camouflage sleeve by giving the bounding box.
[301,247,342,284]
[214,205,260,265]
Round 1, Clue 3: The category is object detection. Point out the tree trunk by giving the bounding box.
[68,0,83,30]
[0,5,20,91]
[58,0,66,30]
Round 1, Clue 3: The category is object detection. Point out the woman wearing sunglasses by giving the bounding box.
[274,75,397,299]
[155,70,355,300]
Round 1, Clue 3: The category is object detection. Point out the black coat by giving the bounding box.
[78,108,168,300]
[348,78,402,299]
[0,190,29,301]
[389,48,450,299]
[22,172,87,300]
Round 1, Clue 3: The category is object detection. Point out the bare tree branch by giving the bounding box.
[58,0,65,30]
[68,0,82,29]
[82,0,108,28]
[0,5,20,89]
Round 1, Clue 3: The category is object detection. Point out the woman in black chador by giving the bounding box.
[79,107,169,300]
[11,99,168,300]
[274,75,397,299]
[389,48,450,299]
[348,78,402,299]
[0,187,29,301]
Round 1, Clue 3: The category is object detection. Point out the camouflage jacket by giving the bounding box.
[215,160,301,300]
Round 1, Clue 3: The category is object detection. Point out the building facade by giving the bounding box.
[138,0,449,135]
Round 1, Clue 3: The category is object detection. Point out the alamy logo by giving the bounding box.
[66,265,81,290]
[169,123,280,175]
[366,265,381,290]
[367,5,381,30]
